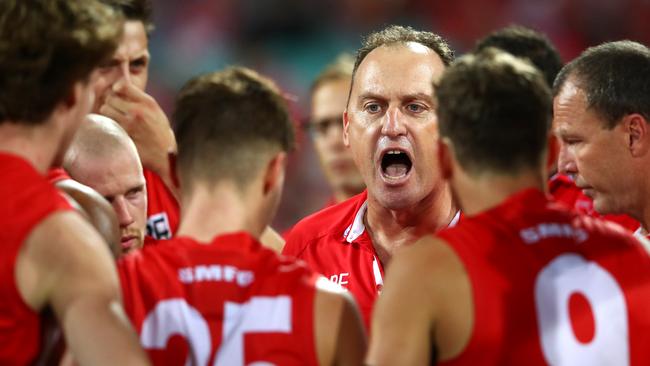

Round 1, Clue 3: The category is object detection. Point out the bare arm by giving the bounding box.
[366,236,472,366]
[334,292,367,366]
[366,238,438,366]
[16,212,149,365]
[315,277,367,366]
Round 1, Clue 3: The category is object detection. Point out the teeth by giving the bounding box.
[387,150,402,155]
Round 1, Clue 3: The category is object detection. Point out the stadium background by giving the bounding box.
[145,0,649,232]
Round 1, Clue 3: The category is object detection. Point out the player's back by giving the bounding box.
[0,153,72,364]
[118,232,321,366]
[437,188,650,366]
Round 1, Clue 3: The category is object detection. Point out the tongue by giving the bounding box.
[385,163,409,177]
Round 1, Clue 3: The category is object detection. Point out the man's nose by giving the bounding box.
[381,107,406,137]
[118,62,132,85]
[557,143,578,176]
[112,196,134,228]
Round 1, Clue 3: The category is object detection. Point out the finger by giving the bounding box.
[104,93,136,116]
[112,79,148,103]
[99,103,132,128]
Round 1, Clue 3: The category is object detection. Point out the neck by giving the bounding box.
[176,182,262,243]
[455,169,546,217]
[0,122,60,173]
[365,184,456,264]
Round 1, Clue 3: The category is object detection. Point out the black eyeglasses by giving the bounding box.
[302,117,343,137]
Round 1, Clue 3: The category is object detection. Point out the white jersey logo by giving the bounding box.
[178,265,255,287]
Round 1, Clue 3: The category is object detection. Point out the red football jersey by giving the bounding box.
[0,153,72,365]
[437,188,650,366]
[46,167,71,184]
[118,232,320,365]
[144,168,180,240]
[283,190,460,331]
[549,173,640,232]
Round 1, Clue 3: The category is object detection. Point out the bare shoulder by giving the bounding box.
[367,235,472,365]
[390,235,465,289]
[17,210,118,311]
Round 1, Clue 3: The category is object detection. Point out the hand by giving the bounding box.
[99,80,178,195]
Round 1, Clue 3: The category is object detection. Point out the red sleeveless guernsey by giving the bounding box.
[144,169,179,240]
[118,232,320,366]
[437,188,650,366]
[0,153,72,365]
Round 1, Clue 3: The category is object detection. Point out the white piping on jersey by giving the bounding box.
[343,200,461,295]
[449,210,461,227]
[343,199,461,243]
[372,256,383,295]
[344,201,369,243]
[634,227,650,255]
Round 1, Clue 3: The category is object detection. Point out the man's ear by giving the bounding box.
[263,152,287,195]
[343,110,350,147]
[49,81,87,128]
[438,137,454,180]
[624,113,649,157]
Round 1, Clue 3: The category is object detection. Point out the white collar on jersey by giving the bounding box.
[343,199,461,243]
[633,226,650,255]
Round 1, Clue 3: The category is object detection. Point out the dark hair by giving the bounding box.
[99,0,153,34]
[474,25,563,87]
[173,66,295,190]
[349,25,454,98]
[436,48,552,175]
[354,25,454,71]
[310,52,354,95]
[554,40,650,129]
[0,0,122,125]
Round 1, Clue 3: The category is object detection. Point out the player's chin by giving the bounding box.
[374,186,421,210]
[593,195,618,216]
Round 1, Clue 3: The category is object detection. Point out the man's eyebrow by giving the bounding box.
[357,92,385,101]
[402,93,434,103]
[131,51,150,61]
[128,183,145,191]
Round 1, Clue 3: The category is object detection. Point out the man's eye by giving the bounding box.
[126,187,143,199]
[130,58,147,71]
[365,103,381,113]
[98,63,118,73]
[407,104,424,113]
[310,118,339,135]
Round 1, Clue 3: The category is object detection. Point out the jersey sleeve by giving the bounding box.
[281,225,308,258]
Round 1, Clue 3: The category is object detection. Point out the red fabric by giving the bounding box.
[283,191,379,330]
[118,232,319,365]
[45,167,71,184]
[437,188,650,366]
[283,190,460,331]
[0,153,72,365]
[549,173,640,232]
[144,168,180,240]
[143,235,157,247]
